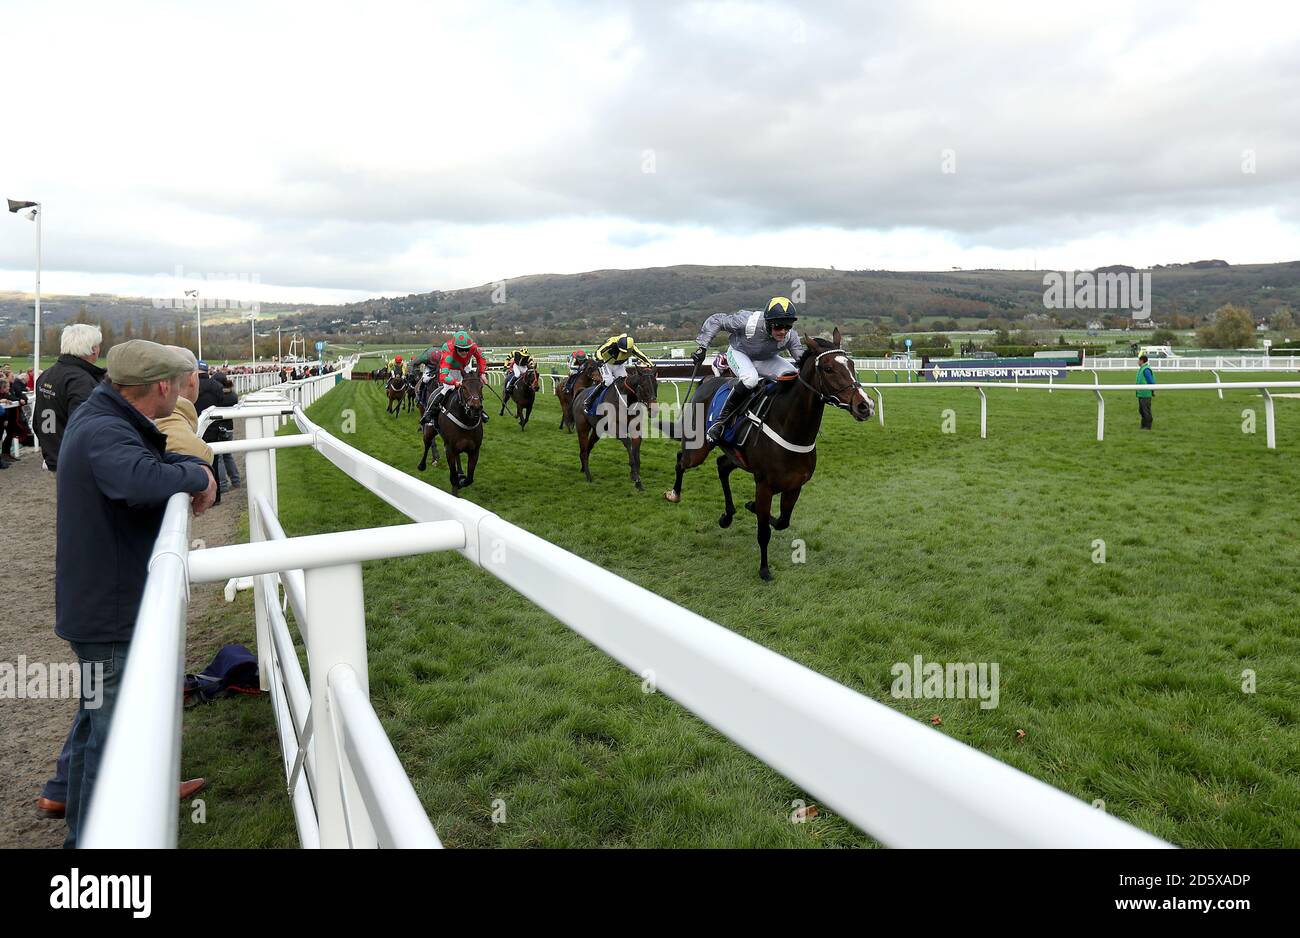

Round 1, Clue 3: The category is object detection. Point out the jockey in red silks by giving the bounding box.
[418,331,489,425]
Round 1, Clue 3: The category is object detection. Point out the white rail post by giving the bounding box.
[244,411,274,691]
[978,387,986,438]
[264,412,280,515]
[874,389,884,427]
[1212,369,1223,400]
[1262,388,1276,450]
[304,561,377,848]
[1095,389,1105,442]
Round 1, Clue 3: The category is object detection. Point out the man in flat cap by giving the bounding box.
[52,339,216,847]
[157,346,215,465]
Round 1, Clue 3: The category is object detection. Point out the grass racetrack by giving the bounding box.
[179,368,1300,848]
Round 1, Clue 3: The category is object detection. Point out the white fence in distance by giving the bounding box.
[84,366,1169,849]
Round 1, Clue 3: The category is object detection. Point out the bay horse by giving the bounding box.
[385,373,409,416]
[572,363,658,491]
[405,378,419,416]
[502,364,539,429]
[417,367,484,496]
[557,360,601,431]
[664,329,873,580]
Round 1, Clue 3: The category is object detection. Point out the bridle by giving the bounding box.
[797,347,862,412]
[623,366,656,413]
[444,378,483,430]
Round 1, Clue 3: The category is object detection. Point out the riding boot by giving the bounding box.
[707,382,754,444]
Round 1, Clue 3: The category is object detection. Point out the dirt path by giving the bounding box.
[0,440,247,848]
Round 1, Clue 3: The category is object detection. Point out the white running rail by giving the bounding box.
[84,366,1170,849]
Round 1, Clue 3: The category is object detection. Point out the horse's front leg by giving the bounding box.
[449,450,463,495]
[463,445,479,486]
[772,487,801,531]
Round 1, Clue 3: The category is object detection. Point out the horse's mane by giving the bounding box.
[787,337,841,381]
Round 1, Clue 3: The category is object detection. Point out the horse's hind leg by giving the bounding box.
[578,423,595,482]
[665,439,711,502]
[751,481,775,581]
[717,454,738,528]
[773,487,801,531]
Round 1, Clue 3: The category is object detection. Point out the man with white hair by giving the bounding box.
[33,323,107,472]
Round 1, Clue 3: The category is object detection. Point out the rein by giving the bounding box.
[444,382,483,429]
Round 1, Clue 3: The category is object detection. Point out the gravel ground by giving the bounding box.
[0,439,247,848]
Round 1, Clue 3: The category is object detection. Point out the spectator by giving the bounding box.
[33,323,107,472]
[0,376,22,466]
[1136,354,1156,430]
[156,347,214,464]
[53,339,215,847]
[214,373,241,492]
[197,364,227,449]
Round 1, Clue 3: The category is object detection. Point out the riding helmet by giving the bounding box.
[764,296,798,332]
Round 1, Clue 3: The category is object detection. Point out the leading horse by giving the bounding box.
[572,363,658,491]
[417,366,484,496]
[664,329,873,580]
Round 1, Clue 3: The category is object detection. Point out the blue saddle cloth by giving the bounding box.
[707,381,772,445]
[585,383,610,419]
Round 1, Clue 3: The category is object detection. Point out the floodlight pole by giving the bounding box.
[186,289,203,361]
[34,205,42,380]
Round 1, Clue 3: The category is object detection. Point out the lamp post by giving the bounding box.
[7,199,41,380]
[185,289,202,361]
[247,312,257,364]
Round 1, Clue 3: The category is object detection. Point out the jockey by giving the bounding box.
[594,334,653,388]
[563,348,591,395]
[503,347,534,396]
[391,355,405,379]
[418,331,490,426]
[693,296,806,444]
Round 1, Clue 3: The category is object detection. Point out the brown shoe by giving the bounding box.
[36,797,65,819]
[179,778,207,800]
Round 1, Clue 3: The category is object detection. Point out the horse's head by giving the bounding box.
[803,328,873,421]
[625,363,658,408]
[459,366,484,414]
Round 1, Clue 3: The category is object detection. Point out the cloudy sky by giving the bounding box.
[1,0,1297,305]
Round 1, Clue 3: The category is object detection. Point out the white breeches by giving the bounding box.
[726,347,796,389]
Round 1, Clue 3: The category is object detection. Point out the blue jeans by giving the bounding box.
[62,640,129,849]
[41,720,76,803]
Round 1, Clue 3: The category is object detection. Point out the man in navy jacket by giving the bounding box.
[54,340,216,847]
